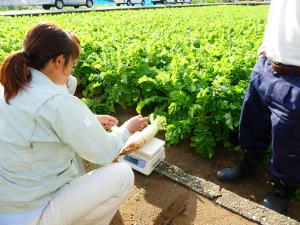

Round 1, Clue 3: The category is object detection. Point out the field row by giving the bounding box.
[0,5,268,157]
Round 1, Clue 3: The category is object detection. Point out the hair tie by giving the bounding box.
[22,51,30,64]
[22,51,29,58]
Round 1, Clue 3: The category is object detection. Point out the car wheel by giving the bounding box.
[86,0,93,8]
[116,3,120,5]
[55,0,64,9]
[74,5,79,8]
[42,4,51,9]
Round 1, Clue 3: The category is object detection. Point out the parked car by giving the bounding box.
[115,0,145,6]
[0,0,94,9]
[151,0,190,4]
[42,0,94,9]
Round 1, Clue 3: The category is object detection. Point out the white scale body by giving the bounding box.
[119,137,165,176]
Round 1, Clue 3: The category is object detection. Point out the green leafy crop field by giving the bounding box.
[0,6,269,158]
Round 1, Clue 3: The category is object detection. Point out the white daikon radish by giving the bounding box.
[119,114,166,156]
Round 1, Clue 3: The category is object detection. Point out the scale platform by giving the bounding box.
[119,137,165,175]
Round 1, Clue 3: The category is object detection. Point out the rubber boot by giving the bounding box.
[261,180,296,214]
[217,149,265,182]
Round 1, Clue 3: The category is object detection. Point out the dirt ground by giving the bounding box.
[84,156,256,225]
[84,109,300,224]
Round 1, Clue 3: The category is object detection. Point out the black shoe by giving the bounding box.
[217,149,265,182]
[261,187,291,214]
[217,164,245,182]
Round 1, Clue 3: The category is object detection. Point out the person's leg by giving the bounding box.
[75,190,129,225]
[27,162,134,225]
[217,57,271,182]
[262,86,300,213]
[239,58,273,151]
[269,118,300,186]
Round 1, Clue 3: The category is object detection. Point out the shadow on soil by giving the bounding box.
[134,174,197,225]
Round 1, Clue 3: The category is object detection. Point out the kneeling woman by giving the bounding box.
[0,23,148,225]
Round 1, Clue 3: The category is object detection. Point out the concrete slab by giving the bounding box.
[216,188,300,225]
[155,161,222,199]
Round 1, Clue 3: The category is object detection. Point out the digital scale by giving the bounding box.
[119,137,165,176]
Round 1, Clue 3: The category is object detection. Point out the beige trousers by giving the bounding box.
[27,162,134,225]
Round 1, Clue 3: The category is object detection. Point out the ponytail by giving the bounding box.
[0,51,31,104]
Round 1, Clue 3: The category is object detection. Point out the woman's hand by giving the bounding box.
[122,115,149,134]
[95,115,118,129]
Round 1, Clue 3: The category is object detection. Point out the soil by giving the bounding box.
[84,108,300,224]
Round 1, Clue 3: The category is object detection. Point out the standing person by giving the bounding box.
[217,0,300,214]
[0,23,148,225]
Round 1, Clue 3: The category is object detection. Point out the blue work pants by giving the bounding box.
[239,57,300,185]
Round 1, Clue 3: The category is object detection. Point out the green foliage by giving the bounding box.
[0,6,268,158]
[150,113,167,130]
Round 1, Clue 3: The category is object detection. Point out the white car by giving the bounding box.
[41,0,94,9]
[0,0,94,9]
[115,0,145,6]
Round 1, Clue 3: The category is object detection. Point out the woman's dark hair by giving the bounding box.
[0,23,80,103]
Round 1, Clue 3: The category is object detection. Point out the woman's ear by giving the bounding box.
[52,55,65,69]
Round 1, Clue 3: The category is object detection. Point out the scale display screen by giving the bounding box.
[124,155,146,169]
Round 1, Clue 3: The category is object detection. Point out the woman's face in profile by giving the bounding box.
[62,58,76,79]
